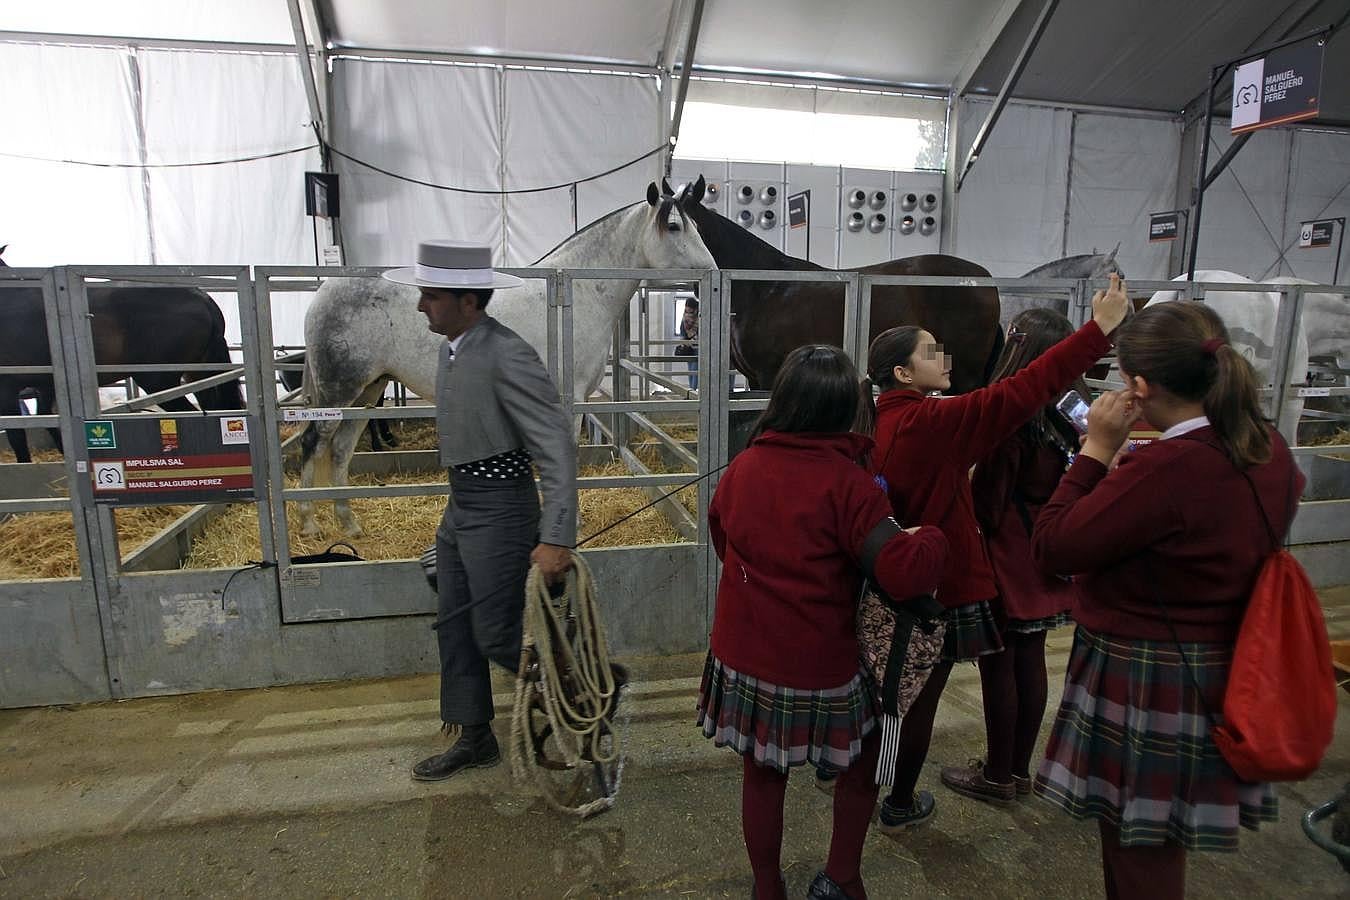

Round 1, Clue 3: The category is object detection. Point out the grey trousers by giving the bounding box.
[435,473,540,726]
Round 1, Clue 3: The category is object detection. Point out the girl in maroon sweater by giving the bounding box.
[859,275,1130,830]
[1031,301,1304,900]
[698,345,948,900]
[947,308,1085,805]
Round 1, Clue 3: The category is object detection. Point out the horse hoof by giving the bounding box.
[298,522,321,538]
[342,523,365,539]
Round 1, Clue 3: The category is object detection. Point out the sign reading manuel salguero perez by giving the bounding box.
[87,414,255,507]
[1231,35,1324,134]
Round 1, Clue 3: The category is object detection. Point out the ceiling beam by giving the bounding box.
[955,0,1060,191]
[666,0,707,162]
[951,0,1033,98]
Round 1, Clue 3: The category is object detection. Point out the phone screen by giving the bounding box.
[1056,390,1090,435]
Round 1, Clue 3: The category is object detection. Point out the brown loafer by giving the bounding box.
[940,759,1015,805]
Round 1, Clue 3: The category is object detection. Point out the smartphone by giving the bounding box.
[1055,390,1091,436]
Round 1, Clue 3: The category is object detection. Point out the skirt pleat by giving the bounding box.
[1035,626,1278,851]
[695,653,876,773]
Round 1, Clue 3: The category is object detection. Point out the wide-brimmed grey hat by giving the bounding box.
[382,240,524,290]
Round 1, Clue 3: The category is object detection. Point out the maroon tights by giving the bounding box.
[741,730,882,900]
[1098,821,1186,900]
[977,629,1051,783]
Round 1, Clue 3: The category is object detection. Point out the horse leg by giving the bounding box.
[330,418,368,538]
[330,381,389,536]
[36,386,62,452]
[296,421,333,538]
[2,385,33,463]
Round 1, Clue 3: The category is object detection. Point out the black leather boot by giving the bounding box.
[412,726,500,782]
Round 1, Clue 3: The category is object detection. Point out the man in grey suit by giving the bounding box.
[384,240,576,781]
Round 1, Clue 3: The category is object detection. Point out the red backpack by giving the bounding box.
[1215,544,1336,782]
[1163,456,1336,782]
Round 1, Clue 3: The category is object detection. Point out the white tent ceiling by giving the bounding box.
[4,0,1348,120]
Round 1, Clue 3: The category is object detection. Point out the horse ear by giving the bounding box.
[646,182,660,207]
[661,177,674,196]
[687,174,706,204]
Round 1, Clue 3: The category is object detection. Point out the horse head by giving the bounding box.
[1092,243,1123,280]
[639,177,715,271]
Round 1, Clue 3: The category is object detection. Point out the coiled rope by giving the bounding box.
[509,551,625,818]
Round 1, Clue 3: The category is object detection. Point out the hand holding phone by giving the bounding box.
[1055,390,1091,436]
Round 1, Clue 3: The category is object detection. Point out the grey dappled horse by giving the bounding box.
[297,182,717,538]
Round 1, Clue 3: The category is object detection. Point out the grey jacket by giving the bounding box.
[435,316,577,546]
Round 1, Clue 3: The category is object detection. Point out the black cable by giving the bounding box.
[324,141,667,195]
[219,559,277,611]
[0,145,318,169]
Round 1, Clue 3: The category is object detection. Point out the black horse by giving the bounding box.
[0,247,244,462]
[675,177,1003,393]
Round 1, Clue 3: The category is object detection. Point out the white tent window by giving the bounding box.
[674,78,945,171]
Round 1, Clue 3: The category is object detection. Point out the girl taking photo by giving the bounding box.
[1031,301,1304,899]
[858,274,1129,829]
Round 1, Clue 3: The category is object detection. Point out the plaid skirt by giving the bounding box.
[696,653,876,774]
[1035,626,1278,851]
[942,599,1004,661]
[1006,611,1073,635]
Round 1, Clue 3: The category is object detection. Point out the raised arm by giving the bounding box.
[923,276,1129,465]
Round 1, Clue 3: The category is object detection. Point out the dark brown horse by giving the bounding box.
[676,177,1002,393]
[0,247,244,462]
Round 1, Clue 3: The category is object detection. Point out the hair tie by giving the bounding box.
[1201,338,1225,356]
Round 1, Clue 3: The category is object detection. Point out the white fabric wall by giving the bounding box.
[1196,122,1350,285]
[0,43,149,265]
[0,43,318,269]
[332,59,662,268]
[1066,114,1181,280]
[953,98,1180,280]
[953,100,1072,276]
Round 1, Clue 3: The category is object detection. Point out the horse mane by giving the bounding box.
[528,200,641,264]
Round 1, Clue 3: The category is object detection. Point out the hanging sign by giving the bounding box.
[1298,220,1335,248]
[787,190,810,229]
[87,415,255,507]
[1148,211,1182,242]
[1231,35,1324,134]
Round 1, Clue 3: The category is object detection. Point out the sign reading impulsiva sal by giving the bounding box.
[1231,35,1324,134]
[86,414,255,507]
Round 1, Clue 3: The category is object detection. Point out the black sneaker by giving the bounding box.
[878,790,935,832]
[814,763,840,795]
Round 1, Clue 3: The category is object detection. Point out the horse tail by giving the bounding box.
[200,298,245,410]
[299,420,331,485]
[981,318,1005,387]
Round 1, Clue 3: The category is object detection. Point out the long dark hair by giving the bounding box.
[990,308,1084,454]
[857,326,924,435]
[1116,302,1272,467]
[752,344,863,439]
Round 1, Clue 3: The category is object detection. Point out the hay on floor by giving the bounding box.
[0,503,194,580]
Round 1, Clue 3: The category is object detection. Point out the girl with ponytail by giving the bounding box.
[1031,301,1305,899]
[840,275,1130,830]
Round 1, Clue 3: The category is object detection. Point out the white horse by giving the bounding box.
[1266,277,1350,372]
[297,181,716,537]
[1000,247,1123,326]
[1144,271,1310,441]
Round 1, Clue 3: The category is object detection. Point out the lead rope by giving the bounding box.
[509,551,626,818]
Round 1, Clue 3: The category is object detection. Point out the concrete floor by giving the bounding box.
[3,589,1350,898]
